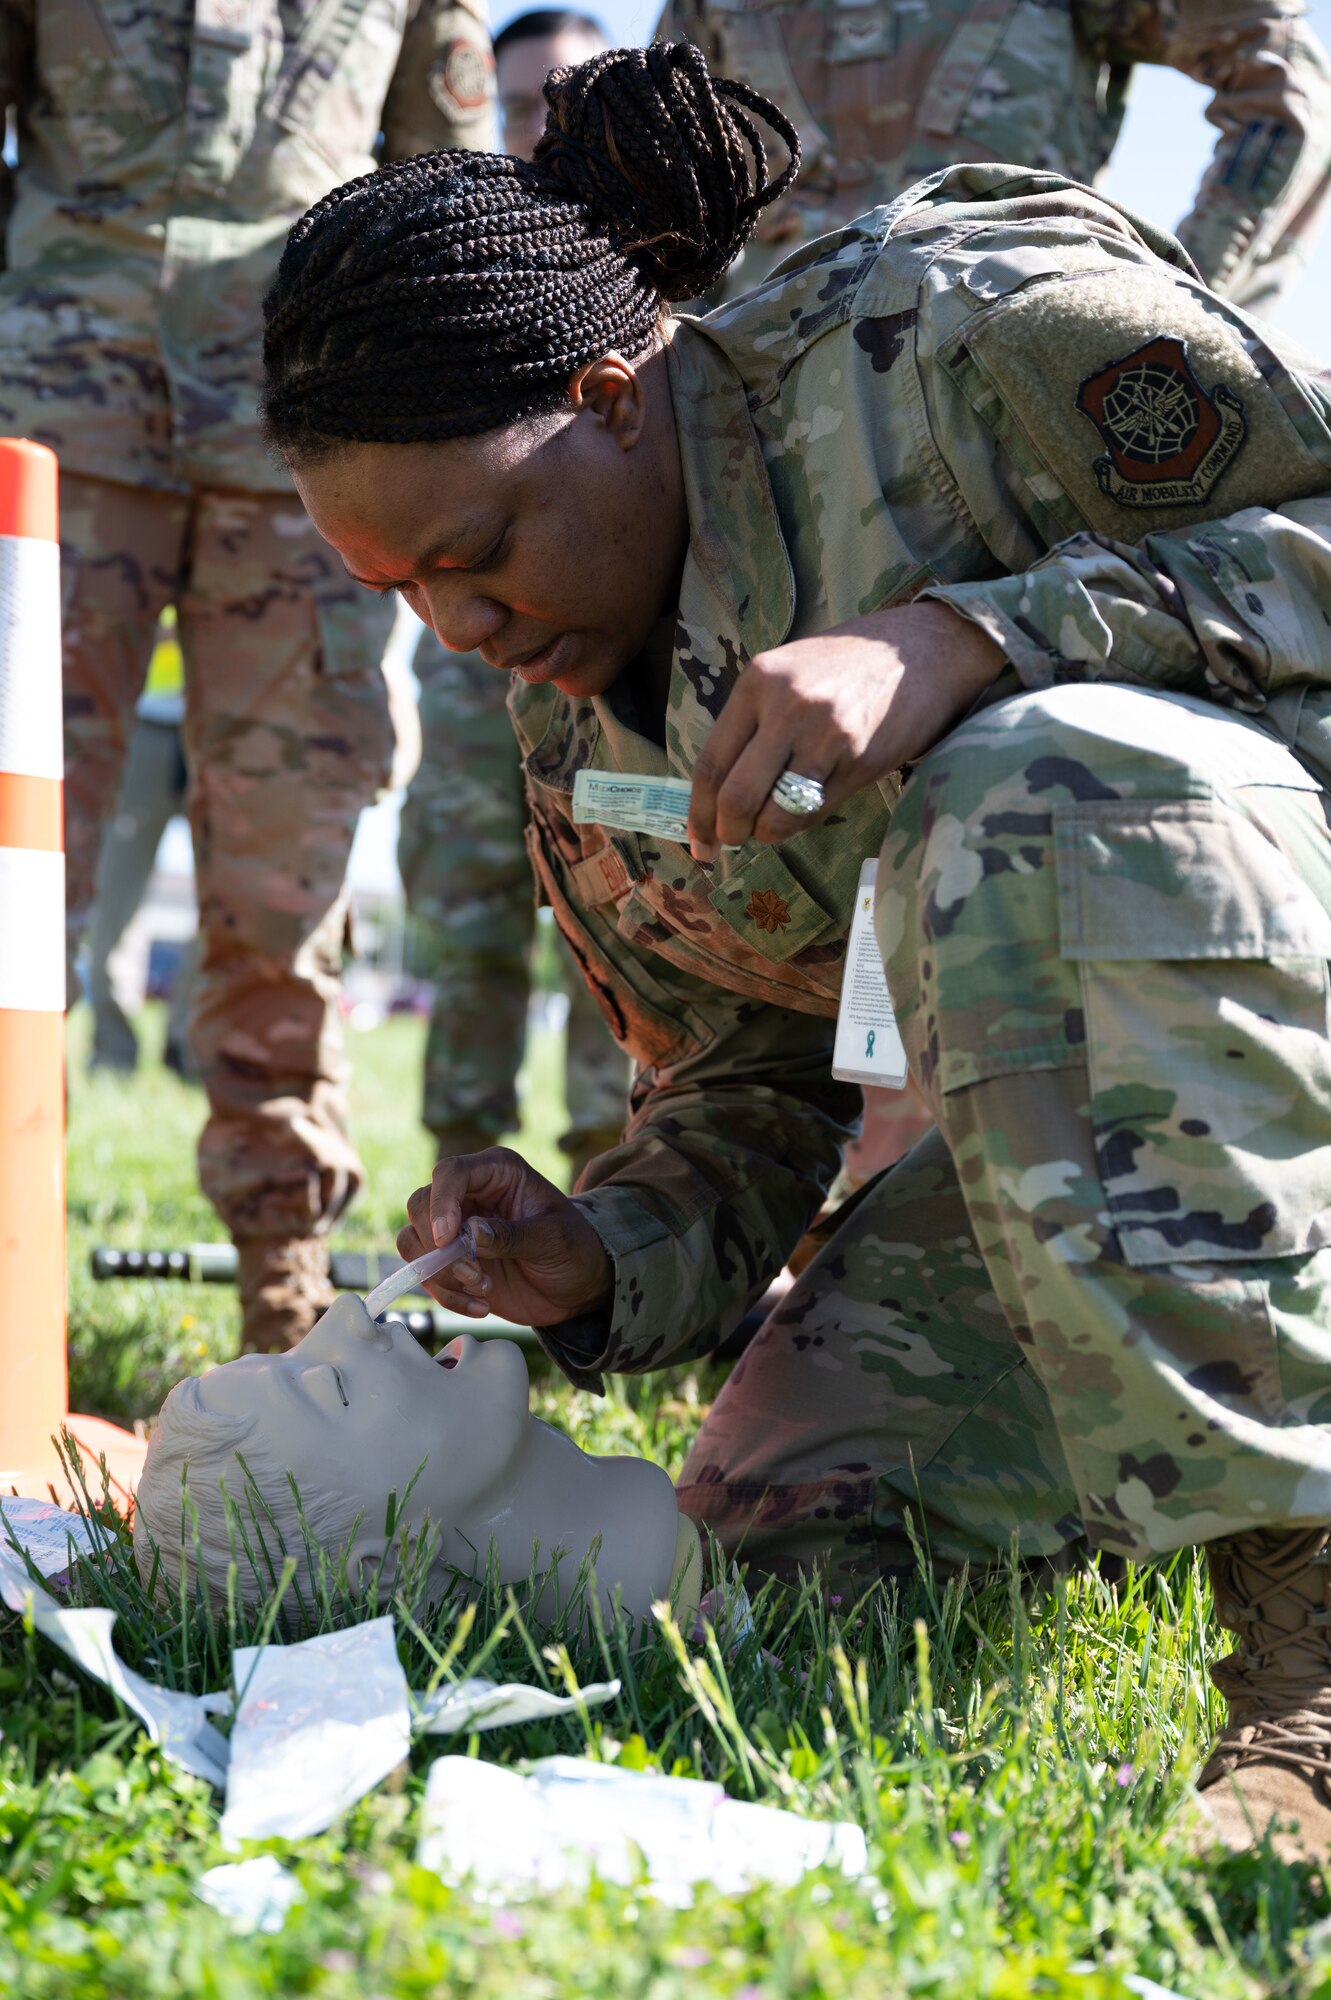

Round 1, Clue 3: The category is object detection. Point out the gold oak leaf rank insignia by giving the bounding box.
[1076,335,1247,509]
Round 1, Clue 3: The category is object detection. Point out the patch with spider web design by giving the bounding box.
[1076,335,1247,508]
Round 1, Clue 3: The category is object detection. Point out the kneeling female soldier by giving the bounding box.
[263,46,1331,1853]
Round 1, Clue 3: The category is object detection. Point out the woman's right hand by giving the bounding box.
[398,1147,614,1329]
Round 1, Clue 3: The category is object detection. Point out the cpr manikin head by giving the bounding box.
[134,1296,698,1627]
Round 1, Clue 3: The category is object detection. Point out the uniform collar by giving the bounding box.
[658,320,796,778]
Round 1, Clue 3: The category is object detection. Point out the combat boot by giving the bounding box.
[237,1236,335,1353]
[1195,1526,1331,1860]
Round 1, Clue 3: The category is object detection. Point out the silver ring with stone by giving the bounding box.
[770,768,826,817]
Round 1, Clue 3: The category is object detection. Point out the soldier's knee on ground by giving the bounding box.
[675,1129,1083,1587]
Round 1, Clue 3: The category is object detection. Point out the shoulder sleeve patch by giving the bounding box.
[941,262,1331,542]
[1076,335,1247,510]
[429,33,494,117]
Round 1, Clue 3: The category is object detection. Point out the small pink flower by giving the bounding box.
[492,1911,526,1939]
[949,1829,970,1849]
[674,1947,712,1968]
[1115,1763,1136,1787]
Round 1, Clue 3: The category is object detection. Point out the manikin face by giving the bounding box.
[498,27,607,162]
[290,349,689,705]
[194,1298,532,1567]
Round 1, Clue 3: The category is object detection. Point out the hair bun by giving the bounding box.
[533,41,799,301]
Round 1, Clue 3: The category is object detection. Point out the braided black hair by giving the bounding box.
[261,42,798,460]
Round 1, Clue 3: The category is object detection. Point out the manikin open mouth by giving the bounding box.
[437,1336,467,1371]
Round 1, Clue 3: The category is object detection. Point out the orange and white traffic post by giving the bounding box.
[0,437,146,1506]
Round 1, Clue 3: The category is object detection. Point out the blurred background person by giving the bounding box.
[0,0,496,1351]
[84,614,199,1081]
[660,0,1331,312]
[496,5,607,153]
[399,4,633,1187]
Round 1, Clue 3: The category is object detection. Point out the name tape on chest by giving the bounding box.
[195,0,254,48]
[833,860,908,1090]
[572,770,693,843]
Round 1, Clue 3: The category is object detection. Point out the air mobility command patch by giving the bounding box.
[936,250,1330,544]
[1076,336,1247,509]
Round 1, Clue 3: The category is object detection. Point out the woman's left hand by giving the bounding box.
[687,601,1004,861]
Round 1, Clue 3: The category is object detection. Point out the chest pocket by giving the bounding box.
[35,0,183,168]
[524,818,712,1072]
[701,0,835,192]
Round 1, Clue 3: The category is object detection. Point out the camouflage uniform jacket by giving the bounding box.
[0,0,496,492]
[657,0,1331,311]
[513,165,1331,1389]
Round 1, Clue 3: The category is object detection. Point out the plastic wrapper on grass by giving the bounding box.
[416,1754,868,1905]
[221,1615,411,1844]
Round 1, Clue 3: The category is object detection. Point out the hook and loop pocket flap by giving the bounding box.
[706,843,840,964]
[1055,796,1331,963]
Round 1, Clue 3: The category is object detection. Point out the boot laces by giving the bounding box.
[1208,1528,1331,1689]
[1202,1707,1331,1793]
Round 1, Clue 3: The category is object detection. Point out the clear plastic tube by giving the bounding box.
[362,1231,473,1321]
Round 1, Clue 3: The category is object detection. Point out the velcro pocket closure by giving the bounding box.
[1054,794,1331,1269]
[567,842,636,909]
[1055,798,1331,962]
[706,845,838,963]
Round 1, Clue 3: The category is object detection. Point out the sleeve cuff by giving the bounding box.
[534,1186,674,1391]
[919,573,1115,688]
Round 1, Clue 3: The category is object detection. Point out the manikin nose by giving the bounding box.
[306,1291,390,1352]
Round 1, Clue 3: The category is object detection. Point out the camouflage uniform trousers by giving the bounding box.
[677,683,1331,1586]
[61,472,395,1240]
[399,637,630,1160]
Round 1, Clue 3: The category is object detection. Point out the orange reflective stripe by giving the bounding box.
[0,770,62,851]
[0,438,58,542]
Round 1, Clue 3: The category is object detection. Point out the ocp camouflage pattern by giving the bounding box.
[0,0,497,491]
[400,637,631,1161]
[516,168,1331,1573]
[656,0,1331,312]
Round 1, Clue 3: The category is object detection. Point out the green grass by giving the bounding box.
[4,1006,1331,1997]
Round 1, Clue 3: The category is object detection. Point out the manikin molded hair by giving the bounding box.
[261,41,798,459]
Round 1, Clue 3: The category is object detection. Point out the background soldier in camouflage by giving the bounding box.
[0,0,496,1349]
[401,636,632,1179]
[658,0,1331,310]
[400,5,632,1183]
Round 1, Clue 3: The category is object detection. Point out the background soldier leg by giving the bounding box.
[675,1124,1085,1589]
[180,490,394,1351]
[561,931,631,1185]
[84,714,189,1073]
[60,474,188,1016]
[400,641,535,1158]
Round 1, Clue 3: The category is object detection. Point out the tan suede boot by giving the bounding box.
[236,1237,335,1354]
[1195,1526,1331,1861]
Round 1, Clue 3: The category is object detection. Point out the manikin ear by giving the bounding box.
[345,1528,393,1598]
[566,354,648,452]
